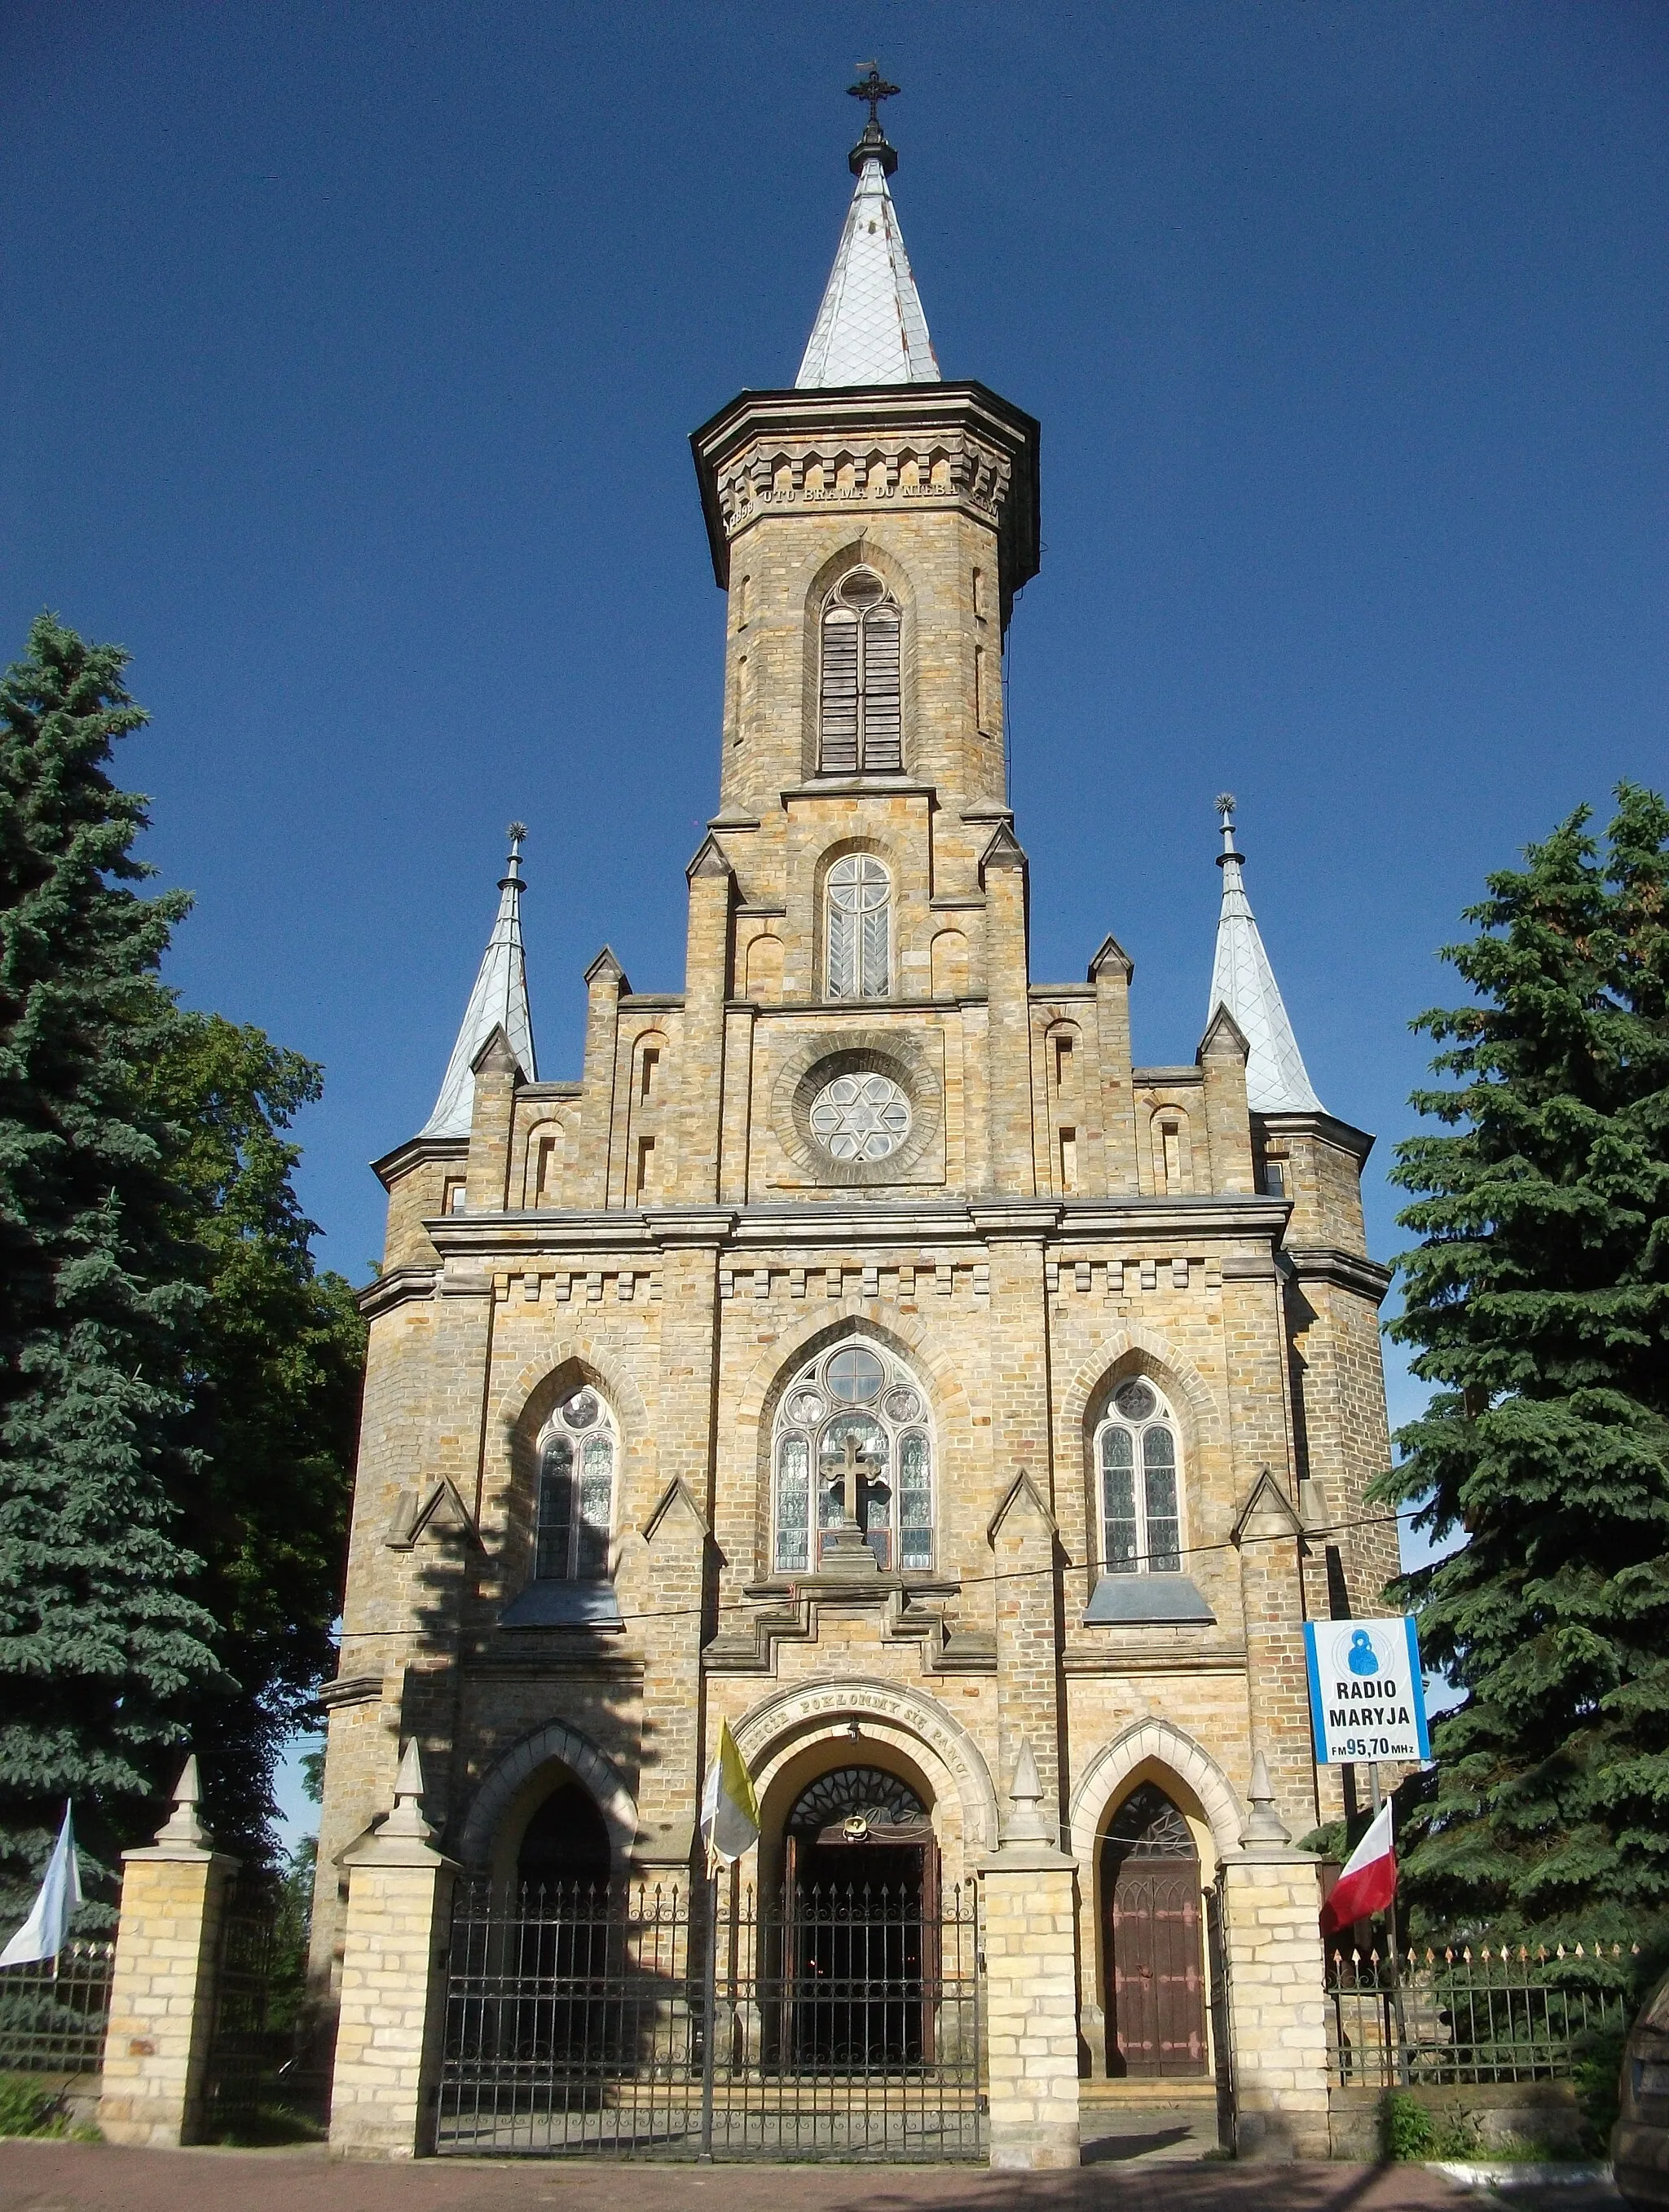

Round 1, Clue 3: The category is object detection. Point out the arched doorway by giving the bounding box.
[517,1778,611,1896]
[782,1765,935,2067]
[1102,1782,1207,2077]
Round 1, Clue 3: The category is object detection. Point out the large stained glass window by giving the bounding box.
[772,1339,933,1575]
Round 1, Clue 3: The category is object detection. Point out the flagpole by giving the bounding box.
[1367,1768,1409,2085]
[698,1858,719,2161]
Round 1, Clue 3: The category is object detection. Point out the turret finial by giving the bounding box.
[846,62,901,176]
[1206,794,1323,1113]
[419,826,539,1139]
[797,65,938,388]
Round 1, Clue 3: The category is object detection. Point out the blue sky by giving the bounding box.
[4,3,1665,1837]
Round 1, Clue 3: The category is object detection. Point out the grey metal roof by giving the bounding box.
[420,828,538,1139]
[1207,799,1323,1115]
[796,154,940,389]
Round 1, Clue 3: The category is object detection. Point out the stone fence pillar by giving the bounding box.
[1218,1750,1331,2159]
[328,1740,459,2159]
[99,1757,237,2148]
[977,1740,1081,2170]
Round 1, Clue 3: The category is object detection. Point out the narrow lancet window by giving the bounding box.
[826,854,891,999]
[819,569,902,774]
[1095,1377,1184,1575]
[535,1386,617,1581]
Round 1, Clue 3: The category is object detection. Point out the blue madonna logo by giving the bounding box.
[1347,1628,1379,1677]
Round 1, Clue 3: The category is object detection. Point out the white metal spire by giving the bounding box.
[420,825,537,1139]
[795,82,940,390]
[1208,795,1323,1115]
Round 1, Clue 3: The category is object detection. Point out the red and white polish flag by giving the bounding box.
[1319,1800,1397,1937]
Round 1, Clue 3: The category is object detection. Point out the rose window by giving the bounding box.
[808,1072,912,1162]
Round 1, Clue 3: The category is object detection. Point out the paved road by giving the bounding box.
[0,2140,1600,2212]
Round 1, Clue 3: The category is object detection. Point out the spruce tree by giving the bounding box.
[0,615,222,1919]
[143,1013,364,1860]
[1380,783,1669,1946]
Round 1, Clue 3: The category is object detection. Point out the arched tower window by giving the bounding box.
[773,1339,932,1575]
[826,854,890,1000]
[819,569,902,774]
[1094,1377,1183,1575]
[535,1385,617,1581]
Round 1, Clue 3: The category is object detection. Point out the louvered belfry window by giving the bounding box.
[819,569,902,774]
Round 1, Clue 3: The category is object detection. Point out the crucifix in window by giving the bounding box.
[829,1428,879,1531]
[818,1429,885,1576]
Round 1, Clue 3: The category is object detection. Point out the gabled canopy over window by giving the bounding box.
[1095,1377,1182,1575]
[826,854,890,1000]
[536,1386,616,1580]
[820,569,902,774]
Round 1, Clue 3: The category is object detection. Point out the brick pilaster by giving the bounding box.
[1218,1758,1330,2159]
[677,839,735,1204]
[328,1745,460,2160]
[1090,933,1138,1194]
[987,1471,1064,1843]
[979,1741,1081,2170]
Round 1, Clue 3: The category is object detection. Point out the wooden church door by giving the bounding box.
[1103,1783,1208,2077]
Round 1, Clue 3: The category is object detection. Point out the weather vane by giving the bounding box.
[848,62,900,130]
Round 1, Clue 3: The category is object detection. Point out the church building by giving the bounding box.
[310,81,1395,2136]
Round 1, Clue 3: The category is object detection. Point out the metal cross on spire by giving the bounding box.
[848,62,900,128]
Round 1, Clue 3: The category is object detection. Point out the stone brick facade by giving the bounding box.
[308,340,1395,2166]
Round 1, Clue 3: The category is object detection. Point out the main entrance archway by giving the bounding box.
[1103,1783,1208,2077]
[781,1765,935,2067]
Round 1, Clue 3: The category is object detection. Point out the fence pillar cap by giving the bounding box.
[121,1752,238,1864]
[354,1738,460,1871]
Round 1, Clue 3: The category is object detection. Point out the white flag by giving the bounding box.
[0,1804,82,1968]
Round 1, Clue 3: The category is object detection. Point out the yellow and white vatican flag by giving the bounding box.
[699,1719,760,1874]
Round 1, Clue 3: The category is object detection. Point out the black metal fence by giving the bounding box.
[437,1877,983,2160]
[200,1878,319,2137]
[0,1944,115,2080]
[1328,1941,1636,2089]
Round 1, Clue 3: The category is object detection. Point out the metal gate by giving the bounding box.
[436,1876,983,2159]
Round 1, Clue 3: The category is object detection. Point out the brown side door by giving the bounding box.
[1108,1864,1207,2076]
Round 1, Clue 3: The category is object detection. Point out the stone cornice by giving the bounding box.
[1283,1245,1395,1304]
[1255,1107,1376,1165]
[780,778,939,804]
[690,381,1041,597]
[359,1264,438,1318]
[319,1673,383,1710]
[371,1134,465,1190]
[1134,1066,1205,1089]
[423,1193,1292,1262]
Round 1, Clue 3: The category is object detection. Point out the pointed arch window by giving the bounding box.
[826,854,890,999]
[535,1386,617,1580]
[1094,1378,1183,1575]
[773,1338,933,1575]
[819,569,902,774]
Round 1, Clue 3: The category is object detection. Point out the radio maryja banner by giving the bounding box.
[1302,1616,1432,1765]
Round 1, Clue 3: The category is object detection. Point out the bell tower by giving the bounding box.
[690,76,1039,870]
